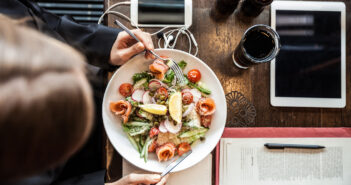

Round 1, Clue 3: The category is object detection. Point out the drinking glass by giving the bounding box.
[232,24,280,69]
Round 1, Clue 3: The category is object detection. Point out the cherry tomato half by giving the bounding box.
[177,142,191,156]
[148,140,157,152]
[156,87,168,99]
[187,69,201,83]
[182,91,193,105]
[149,127,160,138]
[119,83,133,97]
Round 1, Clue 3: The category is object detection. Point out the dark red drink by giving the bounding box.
[232,24,280,69]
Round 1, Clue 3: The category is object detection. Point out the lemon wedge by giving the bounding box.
[139,104,167,115]
[169,92,182,124]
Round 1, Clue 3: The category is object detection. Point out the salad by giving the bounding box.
[109,57,216,162]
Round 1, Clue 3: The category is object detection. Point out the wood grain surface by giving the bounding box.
[103,0,351,183]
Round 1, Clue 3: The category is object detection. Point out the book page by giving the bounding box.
[220,138,351,185]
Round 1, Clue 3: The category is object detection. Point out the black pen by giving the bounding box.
[264,143,325,149]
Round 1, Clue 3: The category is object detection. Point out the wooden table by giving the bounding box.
[103,0,351,183]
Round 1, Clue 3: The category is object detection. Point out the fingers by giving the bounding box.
[131,30,155,60]
[145,51,155,60]
[110,29,155,65]
[121,42,145,60]
[132,29,154,51]
[156,174,169,185]
[122,173,161,184]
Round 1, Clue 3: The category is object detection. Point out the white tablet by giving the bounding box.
[130,0,192,28]
[270,1,346,108]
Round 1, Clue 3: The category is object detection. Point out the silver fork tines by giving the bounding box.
[148,50,185,85]
[168,60,186,85]
[114,20,186,85]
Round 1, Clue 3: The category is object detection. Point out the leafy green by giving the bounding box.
[179,127,208,144]
[123,121,151,137]
[179,127,208,138]
[130,106,137,116]
[183,75,189,84]
[178,60,187,70]
[131,116,148,122]
[123,124,150,136]
[133,78,148,89]
[162,61,187,84]
[140,137,154,162]
[187,80,211,95]
[182,75,211,94]
[138,110,154,120]
[140,135,145,147]
[126,97,138,107]
[162,70,175,84]
[183,120,201,128]
[140,136,149,157]
[134,136,142,153]
[185,132,206,144]
[126,121,152,127]
[143,81,149,89]
[132,72,153,84]
[127,133,140,152]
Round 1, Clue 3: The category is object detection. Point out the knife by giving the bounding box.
[161,150,192,177]
[151,150,192,185]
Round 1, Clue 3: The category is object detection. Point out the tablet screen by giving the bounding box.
[275,10,341,98]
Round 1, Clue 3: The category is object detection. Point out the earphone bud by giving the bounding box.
[157,27,198,56]
[156,32,164,39]
[167,35,174,43]
[156,32,174,48]
[165,35,174,48]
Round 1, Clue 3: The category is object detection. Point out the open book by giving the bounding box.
[219,137,351,185]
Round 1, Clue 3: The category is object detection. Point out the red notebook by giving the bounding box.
[215,127,351,185]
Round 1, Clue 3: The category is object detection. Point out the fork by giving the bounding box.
[114,20,186,85]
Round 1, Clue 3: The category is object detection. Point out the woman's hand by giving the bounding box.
[106,173,169,185]
[110,29,155,66]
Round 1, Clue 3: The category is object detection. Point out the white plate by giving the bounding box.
[102,49,226,173]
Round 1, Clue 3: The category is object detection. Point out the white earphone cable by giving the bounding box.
[98,1,131,24]
[98,1,199,56]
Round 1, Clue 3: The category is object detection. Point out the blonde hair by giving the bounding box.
[0,15,94,180]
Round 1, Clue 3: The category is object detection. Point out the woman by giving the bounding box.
[0,15,168,185]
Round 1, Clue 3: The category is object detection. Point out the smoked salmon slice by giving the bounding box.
[196,98,216,116]
[110,100,132,123]
[149,58,169,80]
[156,142,176,162]
[200,115,212,128]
